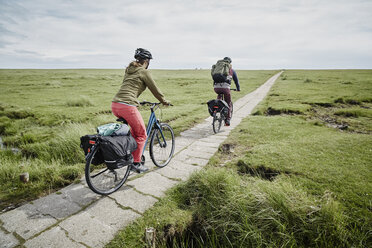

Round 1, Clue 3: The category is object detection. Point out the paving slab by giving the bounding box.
[85,197,140,231]
[29,192,82,220]
[59,183,101,207]
[59,211,115,248]
[214,128,232,136]
[24,226,84,248]
[0,204,57,240]
[157,163,202,180]
[0,229,19,248]
[192,140,221,148]
[127,172,178,198]
[198,135,227,144]
[179,127,213,139]
[171,155,209,167]
[178,147,217,160]
[189,144,219,154]
[111,187,158,214]
[174,137,195,154]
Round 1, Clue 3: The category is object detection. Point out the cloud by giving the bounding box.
[0,0,371,69]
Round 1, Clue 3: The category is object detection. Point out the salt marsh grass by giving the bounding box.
[107,70,371,247]
[0,69,275,209]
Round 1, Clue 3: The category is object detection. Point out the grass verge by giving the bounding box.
[106,70,371,247]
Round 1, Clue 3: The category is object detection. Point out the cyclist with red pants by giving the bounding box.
[213,57,240,126]
[111,48,170,173]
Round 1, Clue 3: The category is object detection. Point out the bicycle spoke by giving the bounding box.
[85,148,131,195]
[91,168,109,178]
[156,132,167,148]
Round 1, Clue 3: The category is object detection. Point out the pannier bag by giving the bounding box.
[207,99,229,117]
[80,134,104,165]
[99,135,137,170]
[211,59,230,83]
[97,123,130,136]
[80,123,135,169]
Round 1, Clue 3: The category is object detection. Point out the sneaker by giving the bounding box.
[131,163,149,173]
[225,119,230,126]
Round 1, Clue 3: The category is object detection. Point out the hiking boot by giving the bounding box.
[225,119,230,126]
[131,162,149,173]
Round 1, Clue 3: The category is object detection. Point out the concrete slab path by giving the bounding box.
[0,71,282,248]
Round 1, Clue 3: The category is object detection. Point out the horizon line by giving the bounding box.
[1,68,371,70]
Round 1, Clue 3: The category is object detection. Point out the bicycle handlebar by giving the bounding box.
[140,101,173,107]
[140,101,159,106]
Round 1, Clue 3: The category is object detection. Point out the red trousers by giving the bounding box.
[111,102,147,163]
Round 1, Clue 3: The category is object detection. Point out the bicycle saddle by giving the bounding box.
[116,118,128,124]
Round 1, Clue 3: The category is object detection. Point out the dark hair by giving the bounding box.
[136,58,147,65]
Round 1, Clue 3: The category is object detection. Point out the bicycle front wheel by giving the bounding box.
[85,146,131,195]
[150,123,175,167]
[212,111,223,133]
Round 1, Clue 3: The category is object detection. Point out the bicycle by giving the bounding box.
[208,89,237,133]
[84,101,175,195]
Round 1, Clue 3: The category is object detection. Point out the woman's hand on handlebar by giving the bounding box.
[163,101,173,106]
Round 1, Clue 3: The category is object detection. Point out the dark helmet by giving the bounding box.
[134,48,153,60]
[223,57,232,63]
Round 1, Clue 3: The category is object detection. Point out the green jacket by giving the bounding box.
[112,62,168,106]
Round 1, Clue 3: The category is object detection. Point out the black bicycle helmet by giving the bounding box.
[134,48,153,60]
[224,57,232,63]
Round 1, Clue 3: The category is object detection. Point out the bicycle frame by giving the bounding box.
[141,103,167,156]
[217,88,237,101]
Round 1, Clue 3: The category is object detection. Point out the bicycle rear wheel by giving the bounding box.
[149,123,175,167]
[85,146,131,195]
[212,111,223,133]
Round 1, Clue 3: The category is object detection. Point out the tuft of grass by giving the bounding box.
[66,96,94,107]
[265,106,303,115]
[108,168,354,248]
[0,116,11,134]
[3,108,34,119]
[334,108,370,118]
[20,122,95,164]
[334,97,345,104]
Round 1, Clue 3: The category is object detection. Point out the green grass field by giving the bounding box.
[107,70,372,248]
[0,69,276,210]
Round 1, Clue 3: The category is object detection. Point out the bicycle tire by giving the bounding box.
[212,111,223,133]
[85,146,131,195]
[149,123,175,167]
[230,102,233,118]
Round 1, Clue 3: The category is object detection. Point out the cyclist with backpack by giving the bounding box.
[111,48,171,173]
[211,57,240,126]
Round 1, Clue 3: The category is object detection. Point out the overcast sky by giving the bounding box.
[1,0,372,69]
